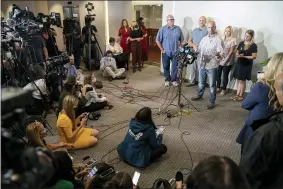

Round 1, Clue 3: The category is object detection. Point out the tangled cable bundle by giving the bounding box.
[91,80,194,175]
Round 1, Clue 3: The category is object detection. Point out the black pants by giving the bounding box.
[114,53,126,69]
[217,65,232,90]
[150,144,167,162]
[84,101,107,112]
[73,46,81,69]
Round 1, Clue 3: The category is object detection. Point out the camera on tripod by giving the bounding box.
[1,88,55,189]
[175,43,198,66]
[37,12,61,27]
[85,14,96,25]
[46,52,70,78]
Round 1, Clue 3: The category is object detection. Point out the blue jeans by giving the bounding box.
[197,68,217,104]
[162,52,178,81]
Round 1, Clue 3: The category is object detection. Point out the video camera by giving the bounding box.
[175,43,198,66]
[85,14,96,25]
[46,52,70,78]
[1,88,55,189]
[37,12,62,27]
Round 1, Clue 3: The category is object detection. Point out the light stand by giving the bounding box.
[162,58,199,113]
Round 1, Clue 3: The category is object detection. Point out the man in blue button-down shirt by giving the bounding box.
[156,15,184,87]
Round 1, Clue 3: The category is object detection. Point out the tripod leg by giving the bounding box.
[180,93,199,112]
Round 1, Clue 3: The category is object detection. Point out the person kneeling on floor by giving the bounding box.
[117,107,167,168]
[100,50,126,81]
[82,73,113,113]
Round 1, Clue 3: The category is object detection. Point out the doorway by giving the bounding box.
[134,5,163,64]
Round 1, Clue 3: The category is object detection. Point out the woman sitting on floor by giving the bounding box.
[57,95,100,149]
[117,107,167,168]
[100,50,126,81]
[106,37,127,69]
[26,120,74,151]
[82,73,113,112]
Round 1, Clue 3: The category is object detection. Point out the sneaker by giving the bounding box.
[165,81,170,87]
[220,90,227,96]
[172,81,179,86]
[206,104,215,109]
[216,88,221,93]
[191,96,203,101]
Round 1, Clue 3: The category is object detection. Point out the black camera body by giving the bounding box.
[84,14,95,25]
[1,88,55,189]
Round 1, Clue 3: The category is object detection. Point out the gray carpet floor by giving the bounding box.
[45,65,247,187]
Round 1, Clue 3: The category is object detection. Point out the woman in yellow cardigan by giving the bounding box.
[57,95,99,149]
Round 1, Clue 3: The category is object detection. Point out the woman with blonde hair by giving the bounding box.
[26,120,73,151]
[217,26,237,95]
[232,30,257,101]
[236,52,283,153]
[57,95,100,149]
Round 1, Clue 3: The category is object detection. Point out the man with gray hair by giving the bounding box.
[191,21,223,109]
[156,14,184,87]
[186,16,208,87]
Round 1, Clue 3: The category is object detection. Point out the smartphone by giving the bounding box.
[156,126,165,136]
[81,156,97,168]
[87,166,98,178]
[84,113,90,119]
[132,171,141,185]
[257,71,265,79]
[100,168,115,178]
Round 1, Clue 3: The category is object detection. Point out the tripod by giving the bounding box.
[86,23,103,71]
[163,58,199,113]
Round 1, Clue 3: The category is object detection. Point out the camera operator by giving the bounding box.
[82,16,99,64]
[23,72,59,115]
[42,19,59,57]
[73,21,82,69]
[25,29,49,79]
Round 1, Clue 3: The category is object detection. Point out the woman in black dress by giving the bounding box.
[129,21,143,73]
[232,30,257,101]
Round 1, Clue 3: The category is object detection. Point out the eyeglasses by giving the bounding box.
[167,19,175,21]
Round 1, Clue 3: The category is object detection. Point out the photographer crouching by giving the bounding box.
[23,72,60,116]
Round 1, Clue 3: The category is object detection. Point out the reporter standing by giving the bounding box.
[232,30,257,101]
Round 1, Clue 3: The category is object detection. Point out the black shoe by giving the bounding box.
[206,104,215,109]
[108,77,113,81]
[175,171,183,189]
[138,67,142,72]
[191,96,203,101]
[133,68,136,73]
[175,171,183,182]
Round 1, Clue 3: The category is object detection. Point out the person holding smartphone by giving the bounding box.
[117,107,167,168]
[57,95,100,149]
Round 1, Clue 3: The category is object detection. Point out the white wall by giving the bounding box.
[162,1,283,90]
[108,1,133,42]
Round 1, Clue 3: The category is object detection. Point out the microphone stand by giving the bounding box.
[162,54,199,114]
